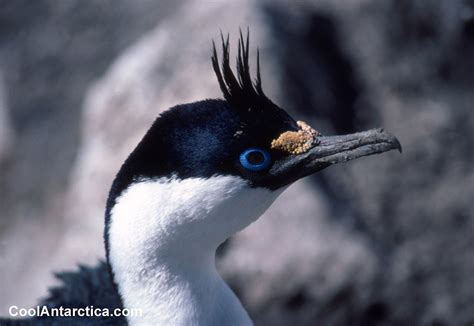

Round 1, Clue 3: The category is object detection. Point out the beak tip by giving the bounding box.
[394,137,402,153]
[376,128,402,154]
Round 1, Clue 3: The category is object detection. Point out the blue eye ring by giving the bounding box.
[239,148,272,172]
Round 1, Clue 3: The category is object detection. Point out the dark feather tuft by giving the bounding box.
[212,29,274,111]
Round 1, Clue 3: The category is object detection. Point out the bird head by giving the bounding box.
[106,31,401,253]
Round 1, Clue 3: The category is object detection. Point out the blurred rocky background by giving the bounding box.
[1,0,473,325]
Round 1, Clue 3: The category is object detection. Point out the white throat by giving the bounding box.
[108,175,282,325]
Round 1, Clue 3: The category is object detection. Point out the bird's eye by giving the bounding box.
[239,148,272,172]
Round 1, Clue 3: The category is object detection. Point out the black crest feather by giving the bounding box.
[212,29,274,110]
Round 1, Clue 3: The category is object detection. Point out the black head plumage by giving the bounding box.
[106,30,299,206]
[212,30,277,112]
[103,30,303,267]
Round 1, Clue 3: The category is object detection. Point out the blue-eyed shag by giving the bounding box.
[0,32,401,326]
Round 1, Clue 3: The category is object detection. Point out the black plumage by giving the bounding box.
[211,30,292,121]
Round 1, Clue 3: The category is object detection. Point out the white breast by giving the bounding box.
[108,175,282,325]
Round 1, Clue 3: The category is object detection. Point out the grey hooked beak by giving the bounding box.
[267,128,401,188]
[305,128,401,165]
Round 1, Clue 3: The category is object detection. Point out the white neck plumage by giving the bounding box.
[107,175,282,325]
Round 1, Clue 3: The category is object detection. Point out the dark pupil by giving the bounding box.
[246,151,265,165]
